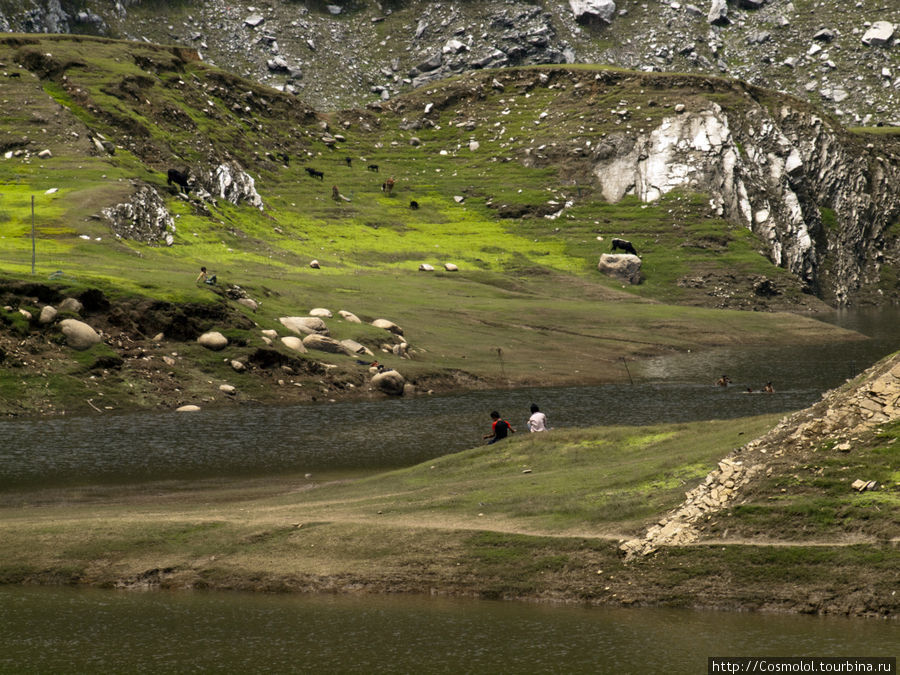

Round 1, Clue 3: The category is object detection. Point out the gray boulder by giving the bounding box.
[280,336,307,353]
[39,305,58,324]
[569,0,616,25]
[862,22,895,47]
[280,316,328,335]
[598,253,643,284]
[372,369,406,396]
[58,297,83,314]
[341,339,373,356]
[59,318,101,350]
[302,334,347,354]
[372,318,403,335]
[708,0,729,25]
[197,331,228,350]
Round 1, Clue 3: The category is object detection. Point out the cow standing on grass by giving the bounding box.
[167,168,191,194]
[611,238,637,255]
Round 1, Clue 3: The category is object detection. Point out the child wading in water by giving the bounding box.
[483,411,515,444]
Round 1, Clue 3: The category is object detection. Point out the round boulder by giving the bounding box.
[340,338,373,356]
[237,297,259,311]
[280,316,328,335]
[280,336,307,353]
[59,318,101,350]
[338,310,362,323]
[176,404,201,412]
[39,306,58,324]
[372,318,403,335]
[309,307,333,318]
[372,369,406,395]
[598,253,642,285]
[58,297,83,314]
[302,334,347,354]
[197,331,229,350]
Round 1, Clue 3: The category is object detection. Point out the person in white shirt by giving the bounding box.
[527,403,548,432]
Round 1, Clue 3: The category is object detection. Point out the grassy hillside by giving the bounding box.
[1,411,895,616]
[0,35,861,415]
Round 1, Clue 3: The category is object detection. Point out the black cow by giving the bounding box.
[611,238,637,255]
[345,157,352,167]
[305,167,324,180]
[367,164,379,172]
[167,168,191,194]
[409,200,419,210]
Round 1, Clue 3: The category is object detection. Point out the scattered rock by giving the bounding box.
[39,305,57,324]
[280,316,328,335]
[338,310,362,323]
[302,333,346,354]
[309,308,333,318]
[280,336,307,353]
[176,404,201,412]
[861,21,895,47]
[372,369,406,395]
[372,318,403,335]
[598,253,642,284]
[59,318,101,350]
[197,331,228,350]
[569,0,617,26]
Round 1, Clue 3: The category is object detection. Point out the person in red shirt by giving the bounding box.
[483,411,515,444]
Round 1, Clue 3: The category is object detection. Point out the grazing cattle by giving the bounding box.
[167,168,191,194]
[332,185,340,201]
[382,176,395,195]
[611,238,637,255]
[305,167,324,180]
[409,200,419,210]
[367,164,379,172]
[345,157,352,167]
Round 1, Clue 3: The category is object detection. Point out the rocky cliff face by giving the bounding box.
[486,68,900,305]
[1,0,897,127]
[588,87,900,304]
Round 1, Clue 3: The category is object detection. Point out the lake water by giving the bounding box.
[1,309,898,490]
[0,309,897,672]
[0,587,895,674]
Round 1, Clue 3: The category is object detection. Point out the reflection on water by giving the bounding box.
[0,587,895,674]
[1,309,897,489]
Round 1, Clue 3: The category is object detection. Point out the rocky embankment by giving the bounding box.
[621,351,900,558]
[1,0,898,125]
